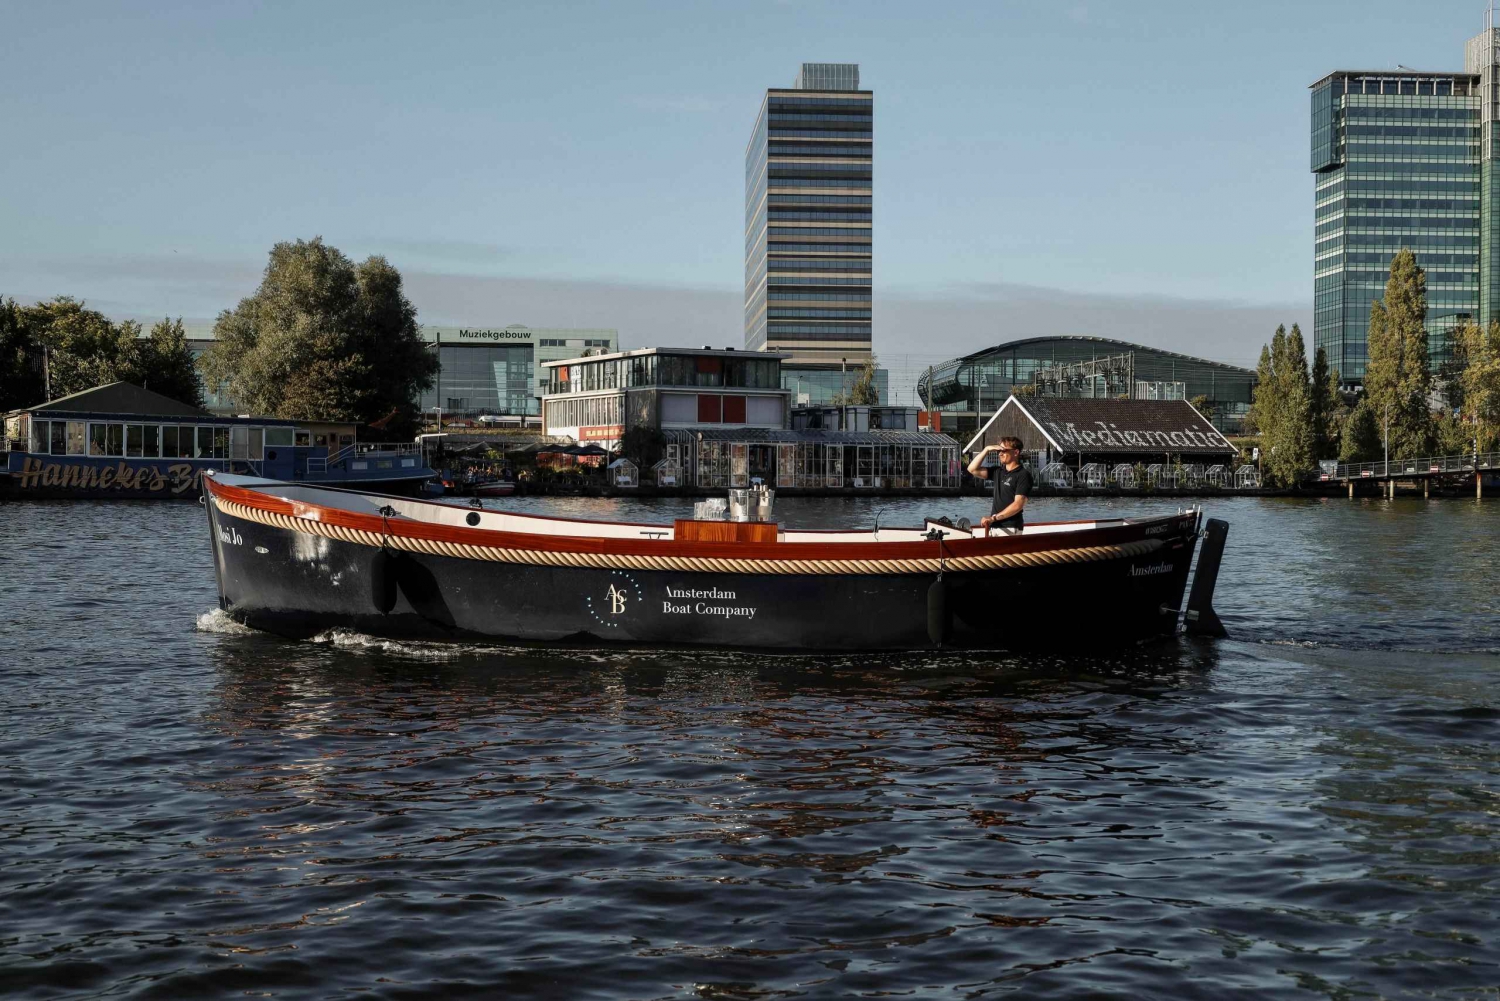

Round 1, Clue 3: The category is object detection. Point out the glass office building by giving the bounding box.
[1310,20,1500,389]
[744,63,873,371]
[417,325,617,417]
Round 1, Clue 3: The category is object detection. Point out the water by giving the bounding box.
[1,495,1497,998]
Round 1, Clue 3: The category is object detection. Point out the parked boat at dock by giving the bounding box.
[203,472,1228,651]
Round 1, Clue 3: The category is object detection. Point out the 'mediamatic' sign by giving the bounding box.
[1044,420,1226,451]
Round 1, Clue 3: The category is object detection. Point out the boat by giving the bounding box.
[470,478,517,497]
[202,472,1229,651]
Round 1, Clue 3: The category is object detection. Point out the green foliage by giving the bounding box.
[0,297,204,410]
[202,238,438,438]
[832,355,880,405]
[1453,320,1500,453]
[1309,346,1343,460]
[119,317,204,407]
[1189,394,1215,424]
[1339,397,1382,463]
[1247,324,1315,486]
[1363,249,1432,458]
[619,425,666,468]
[0,296,43,413]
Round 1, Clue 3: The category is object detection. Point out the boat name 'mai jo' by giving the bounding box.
[662,585,758,620]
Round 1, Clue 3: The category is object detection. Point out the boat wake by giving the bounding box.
[195,608,256,636]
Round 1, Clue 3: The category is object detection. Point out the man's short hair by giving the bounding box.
[998,436,1024,451]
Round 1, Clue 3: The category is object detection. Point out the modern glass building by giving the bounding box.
[1310,69,1481,386]
[917,336,1257,435]
[744,63,873,372]
[417,325,617,417]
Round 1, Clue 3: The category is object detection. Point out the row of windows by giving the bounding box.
[548,354,782,394]
[1344,251,1476,265]
[1342,77,1472,96]
[768,194,870,205]
[768,113,872,124]
[769,243,872,253]
[543,394,624,430]
[27,420,295,459]
[767,277,870,288]
[1344,233,1478,247]
[768,291,871,301]
[767,178,872,189]
[1344,180,1482,196]
[1341,198,1479,211]
[765,324,873,336]
[768,97,872,108]
[769,163,873,175]
[768,226,869,236]
[1343,106,1477,121]
[768,308,871,319]
[1344,158,1477,173]
[766,257,872,269]
[768,145,871,157]
[768,211,873,223]
[769,130,873,139]
[1346,142,1479,158]
[1345,125,1478,139]
[1344,270,1477,284]
[1344,216,1478,229]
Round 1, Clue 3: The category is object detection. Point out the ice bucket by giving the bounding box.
[727,485,776,522]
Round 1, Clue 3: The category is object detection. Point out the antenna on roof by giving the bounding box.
[1395,64,1413,71]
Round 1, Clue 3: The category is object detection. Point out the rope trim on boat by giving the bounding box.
[212,496,1165,576]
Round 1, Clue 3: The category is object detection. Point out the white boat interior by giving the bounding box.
[211,474,1175,544]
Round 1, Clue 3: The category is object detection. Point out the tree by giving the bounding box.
[1189,394,1216,425]
[1265,324,1314,485]
[0,296,44,412]
[833,355,880,405]
[1245,324,1315,486]
[202,238,439,438]
[619,425,666,468]
[1363,249,1433,457]
[1339,397,1382,462]
[21,297,124,399]
[118,317,205,408]
[1309,345,1342,460]
[1455,320,1500,453]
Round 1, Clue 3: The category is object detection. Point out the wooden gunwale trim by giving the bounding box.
[205,477,1193,562]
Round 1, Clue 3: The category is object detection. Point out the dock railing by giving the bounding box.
[1325,451,1500,481]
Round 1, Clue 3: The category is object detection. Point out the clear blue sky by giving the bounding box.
[0,0,1486,369]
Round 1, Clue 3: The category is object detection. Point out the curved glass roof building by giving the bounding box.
[916,336,1257,433]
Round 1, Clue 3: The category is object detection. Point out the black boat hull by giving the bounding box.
[206,497,1201,651]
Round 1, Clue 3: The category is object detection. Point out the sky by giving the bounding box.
[0,0,1488,379]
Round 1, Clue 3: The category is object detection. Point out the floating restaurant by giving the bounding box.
[1,382,434,500]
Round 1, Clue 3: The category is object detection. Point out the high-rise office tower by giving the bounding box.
[744,63,872,375]
[1308,21,1500,386]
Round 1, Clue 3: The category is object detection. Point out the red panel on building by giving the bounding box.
[722,395,746,423]
[696,356,723,375]
[697,395,722,422]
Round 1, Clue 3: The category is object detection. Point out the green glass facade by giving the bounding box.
[744,63,872,369]
[1310,68,1482,386]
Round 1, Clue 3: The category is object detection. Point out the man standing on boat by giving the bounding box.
[968,436,1030,534]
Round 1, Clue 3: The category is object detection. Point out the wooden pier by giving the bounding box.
[1319,451,1500,499]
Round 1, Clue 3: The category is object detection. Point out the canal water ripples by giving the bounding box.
[0,496,1497,998]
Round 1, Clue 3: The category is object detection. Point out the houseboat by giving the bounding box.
[1,382,435,500]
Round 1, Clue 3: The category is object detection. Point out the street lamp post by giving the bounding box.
[1383,401,1392,478]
